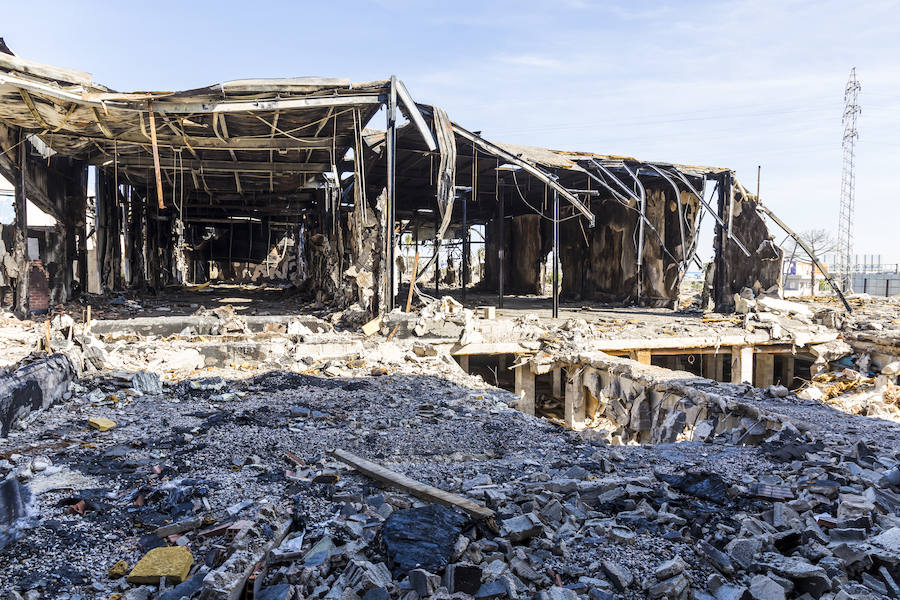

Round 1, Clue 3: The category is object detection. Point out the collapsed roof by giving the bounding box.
[0,40,840,316]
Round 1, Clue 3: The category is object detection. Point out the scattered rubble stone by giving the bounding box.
[107,559,129,579]
[600,560,633,591]
[3,293,900,600]
[87,416,116,431]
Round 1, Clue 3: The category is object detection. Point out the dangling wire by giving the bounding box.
[511,170,580,223]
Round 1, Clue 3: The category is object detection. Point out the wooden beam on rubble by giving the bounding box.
[328,448,495,521]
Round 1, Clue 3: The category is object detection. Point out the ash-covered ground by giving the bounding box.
[2,350,900,600]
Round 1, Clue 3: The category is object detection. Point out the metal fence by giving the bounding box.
[853,273,900,297]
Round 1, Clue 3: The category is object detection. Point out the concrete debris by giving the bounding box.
[193,305,250,335]
[125,546,193,584]
[3,287,900,600]
[130,370,162,395]
[87,416,117,431]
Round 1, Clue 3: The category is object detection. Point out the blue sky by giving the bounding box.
[4,0,900,262]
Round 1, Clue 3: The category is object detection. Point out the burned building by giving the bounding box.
[0,41,787,320]
[2,41,900,600]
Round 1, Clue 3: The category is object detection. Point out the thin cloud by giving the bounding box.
[494,54,566,70]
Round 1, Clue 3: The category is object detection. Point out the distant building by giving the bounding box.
[783,259,827,296]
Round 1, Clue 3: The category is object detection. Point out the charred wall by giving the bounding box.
[483,214,544,294]
[713,178,783,312]
[303,185,385,317]
[560,187,699,306]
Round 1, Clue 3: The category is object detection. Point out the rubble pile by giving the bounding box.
[0,343,898,600]
[2,291,900,599]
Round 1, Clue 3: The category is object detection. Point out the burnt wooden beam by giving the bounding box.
[91,107,114,138]
[17,88,53,129]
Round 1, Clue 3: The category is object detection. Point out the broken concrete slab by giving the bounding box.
[0,354,74,437]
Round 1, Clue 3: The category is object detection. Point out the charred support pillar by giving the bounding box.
[95,171,107,291]
[131,191,146,288]
[755,352,774,388]
[552,188,559,318]
[434,215,439,297]
[461,189,468,304]
[385,76,398,312]
[65,162,87,299]
[49,218,67,305]
[97,169,124,291]
[731,346,753,384]
[13,130,28,317]
[76,188,88,292]
[498,183,505,309]
[552,368,562,399]
[713,172,734,312]
[515,363,535,416]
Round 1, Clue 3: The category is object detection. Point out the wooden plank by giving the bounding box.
[17,88,52,129]
[91,107,113,138]
[147,101,164,209]
[328,448,494,520]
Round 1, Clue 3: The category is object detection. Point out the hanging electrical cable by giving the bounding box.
[511,170,581,223]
